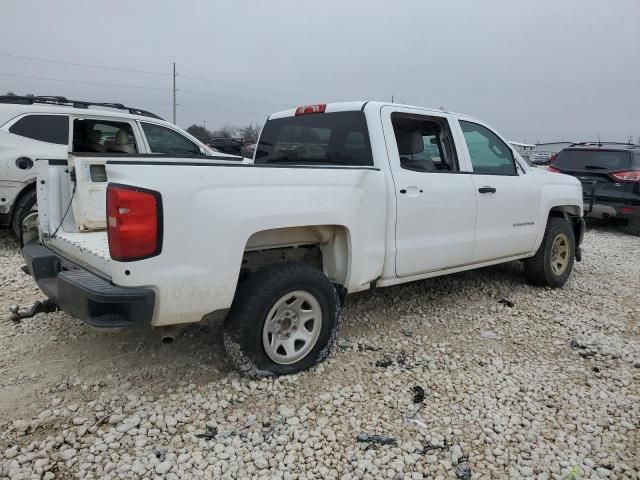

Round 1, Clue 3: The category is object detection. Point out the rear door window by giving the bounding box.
[391,113,458,172]
[9,114,69,145]
[554,150,631,172]
[255,111,373,166]
[72,119,138,154]
[141,122,201,155]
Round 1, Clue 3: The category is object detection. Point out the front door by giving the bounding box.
[455,119,539,262]
[382,107,477,277]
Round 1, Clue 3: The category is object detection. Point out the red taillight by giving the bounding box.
[610,170,640,182]
[295,104,326,116]
[548,165,561,173]
[107,184,162,262]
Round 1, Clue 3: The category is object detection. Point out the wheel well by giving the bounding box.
[241,225,350,287]
[9,182,36,221]
[549,206,582,241]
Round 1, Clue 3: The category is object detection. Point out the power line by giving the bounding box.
[180,104,271,118]
[179,88,290,108]
[1,53,170,76]
[179,73,312,99]
[2,52,323,102]
[3,52,315,99]
[0,72,279,117]
[0,72,170,91]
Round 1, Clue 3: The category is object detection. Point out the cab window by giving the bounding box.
[255,111,373,166]
[141,123,201,155]
[391,113,458,172]
[460,121,516,175]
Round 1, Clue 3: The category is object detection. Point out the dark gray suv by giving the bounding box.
[549,143,640,236]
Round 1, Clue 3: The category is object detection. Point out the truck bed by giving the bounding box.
[47,231,111,274]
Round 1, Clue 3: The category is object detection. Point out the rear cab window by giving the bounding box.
[255,111,373,166]
[554,149,631,172]
[9,114,69,145]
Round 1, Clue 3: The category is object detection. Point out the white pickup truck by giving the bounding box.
[22,101,585,376]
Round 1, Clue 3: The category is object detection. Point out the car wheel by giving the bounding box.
[223,261,341,377]
[11,188,37,238]
[524,217,576,288]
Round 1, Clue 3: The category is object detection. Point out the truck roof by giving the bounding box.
[267,101,476,121]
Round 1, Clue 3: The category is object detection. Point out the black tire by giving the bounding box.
[524,217,576,288]
[223,261,342,377]
[625,218,640,237]
[11,188,37,238]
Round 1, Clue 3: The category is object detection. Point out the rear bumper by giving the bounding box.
[23,243,154,328]
[584,202,639,221]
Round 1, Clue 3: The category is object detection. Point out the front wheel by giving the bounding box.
[223,262,341,377]
[524,217,576,288]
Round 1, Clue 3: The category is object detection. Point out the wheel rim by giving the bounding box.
[550,233,570,276]
[262,290,323,365]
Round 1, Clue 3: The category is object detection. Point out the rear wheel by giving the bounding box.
[11,188,37,238]
[524,217,575,287]
[223,262,341,377]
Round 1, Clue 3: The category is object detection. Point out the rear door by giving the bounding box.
[552,148,633,214]
[454,118,539,263]
[381,106,477,276]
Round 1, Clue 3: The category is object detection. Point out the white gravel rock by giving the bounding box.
[0,226,638,479]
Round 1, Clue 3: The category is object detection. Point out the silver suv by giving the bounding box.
[0,96,237,236]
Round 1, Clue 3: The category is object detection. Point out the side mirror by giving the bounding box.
[198,146,207,156]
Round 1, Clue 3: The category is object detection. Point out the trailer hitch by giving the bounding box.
[8,299,58,323]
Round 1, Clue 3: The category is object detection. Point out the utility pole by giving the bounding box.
[391,95,394,103]
[203,120,207,130]
[172,62,177,125]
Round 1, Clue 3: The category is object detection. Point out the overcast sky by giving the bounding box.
[1,0,638,143]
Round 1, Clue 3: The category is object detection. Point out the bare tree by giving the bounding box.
[186,125,212,143]
[237,123,261,143]
[210,125,237,139]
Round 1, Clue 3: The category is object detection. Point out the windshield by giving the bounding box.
[255,111,373,166]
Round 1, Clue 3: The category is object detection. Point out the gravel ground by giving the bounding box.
[0,223,638,480]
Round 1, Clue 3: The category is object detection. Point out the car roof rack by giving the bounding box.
[570,141,636,148]
[0,95,163,120]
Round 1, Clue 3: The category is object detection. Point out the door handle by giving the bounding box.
[399,187,423,195]
[478,186,496,194]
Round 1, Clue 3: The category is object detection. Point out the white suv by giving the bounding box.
[0,96,238,236]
